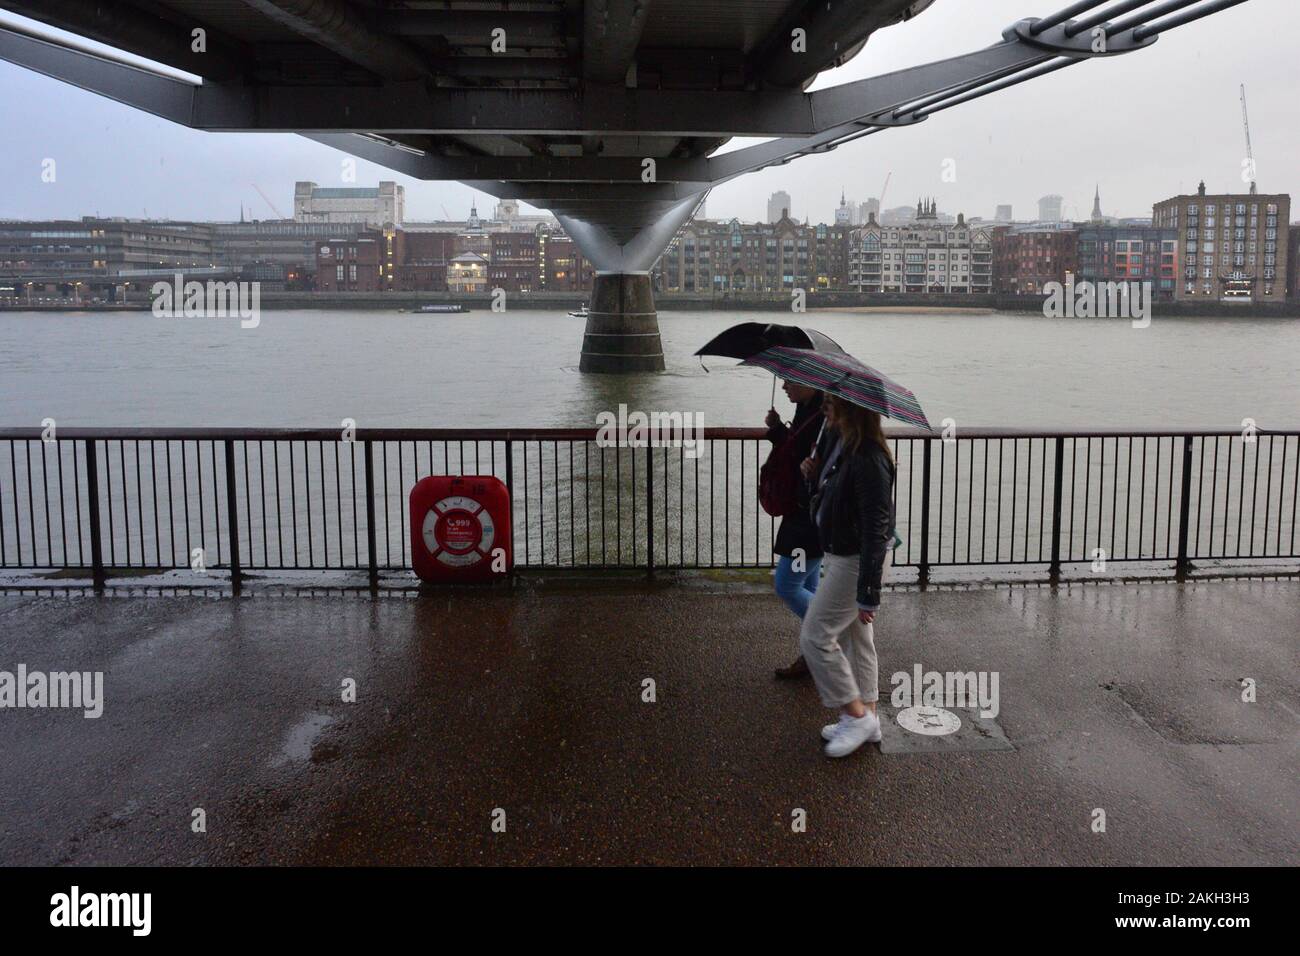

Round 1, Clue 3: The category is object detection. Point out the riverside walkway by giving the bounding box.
[0,574,1295,866]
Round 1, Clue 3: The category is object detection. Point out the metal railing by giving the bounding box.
[1,426,1297,589]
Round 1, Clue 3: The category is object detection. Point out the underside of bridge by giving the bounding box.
[0,0,1249,371]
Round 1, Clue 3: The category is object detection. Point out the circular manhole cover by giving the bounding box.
[896,706,962,736]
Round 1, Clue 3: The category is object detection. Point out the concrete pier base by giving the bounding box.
[578,273,665,373]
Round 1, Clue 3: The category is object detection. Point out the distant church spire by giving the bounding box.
[1091,184,1103,221]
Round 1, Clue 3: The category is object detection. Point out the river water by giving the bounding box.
[1,309,1297,429]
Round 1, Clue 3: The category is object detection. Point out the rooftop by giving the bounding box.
[308,188,383,199]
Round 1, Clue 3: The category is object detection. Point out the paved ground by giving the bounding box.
[0,575,1296,866]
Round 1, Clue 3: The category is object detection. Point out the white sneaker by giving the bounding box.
[823,711,882,757]
[821,711,883,742]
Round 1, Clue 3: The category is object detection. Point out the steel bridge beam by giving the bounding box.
[750,0,933,88]
[0,0,248,79]
[238,0,430,80]
[584,0,652,85]
[372,9,568,45]
[0,21,201,124]
[0,40,1049,138]
[0,2,1252,147]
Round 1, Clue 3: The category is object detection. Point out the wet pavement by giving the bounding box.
[0,575,1296,866]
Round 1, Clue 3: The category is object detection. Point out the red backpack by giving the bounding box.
[759,414,822,517]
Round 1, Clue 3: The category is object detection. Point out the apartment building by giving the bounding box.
[1152,182,1289,303]
[848,203,992,294]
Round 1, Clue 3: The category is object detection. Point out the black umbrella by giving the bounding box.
[696,322,845,405]
[695,322,844,360]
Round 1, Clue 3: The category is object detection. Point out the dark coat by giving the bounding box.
[765,398,825,559]
[811,437,895,609]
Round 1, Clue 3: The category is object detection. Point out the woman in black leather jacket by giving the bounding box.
[798,394,896,758]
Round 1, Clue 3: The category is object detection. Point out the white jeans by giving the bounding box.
[799,552,890,708]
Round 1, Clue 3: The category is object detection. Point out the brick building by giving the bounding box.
[811,222,850,290]
[315,233,384,291]
[489,231,539,292]
[538,233,592,291]
[211,220,363,287]
[1153,182,1290,303]
[393,231,455,291]
[659,215,848,293]
[1288,227,1300,300]
[990,223,1077,294]
[310,227,588,293]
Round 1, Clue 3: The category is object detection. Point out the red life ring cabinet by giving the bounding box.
[409,475,512,582]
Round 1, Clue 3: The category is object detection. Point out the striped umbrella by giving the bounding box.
[741,346,930,429]
[695,322,844,405]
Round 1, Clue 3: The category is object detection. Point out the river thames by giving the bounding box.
[1,309,1297,429]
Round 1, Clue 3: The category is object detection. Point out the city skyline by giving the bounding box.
[1,1,1294,226]
[8,177,1291,307]
[0,174,1270,231]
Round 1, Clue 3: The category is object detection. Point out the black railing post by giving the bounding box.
[645,446,655,579]
[1176,434,1194,581]
[84,439,105,592]
[364,440,378,590]
[1049,436,1066,584]
[503,438,516,580]
[223,439,241,594]
[918,439,932,587]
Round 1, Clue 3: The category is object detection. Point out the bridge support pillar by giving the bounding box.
[545,190,706,374]
[579,273,664,373]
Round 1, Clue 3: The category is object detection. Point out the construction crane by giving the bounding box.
[876,171,892,220]
[251,183,286,219]
[1240,84,1257,195]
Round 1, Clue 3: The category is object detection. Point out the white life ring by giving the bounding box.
[421,495,496,567]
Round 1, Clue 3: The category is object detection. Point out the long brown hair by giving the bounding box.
[825,394,893,465]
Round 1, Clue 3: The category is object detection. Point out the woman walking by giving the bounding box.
[764,381,825,679]
[800,394,896,757]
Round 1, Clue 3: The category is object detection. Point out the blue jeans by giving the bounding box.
[774,554,822,620]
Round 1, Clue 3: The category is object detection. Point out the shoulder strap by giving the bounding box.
[788,410,823,440]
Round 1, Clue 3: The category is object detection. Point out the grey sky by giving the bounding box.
[0,0,1292,225]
